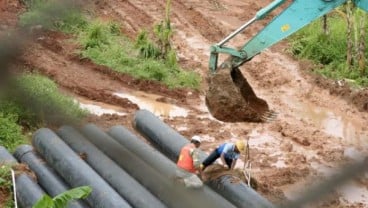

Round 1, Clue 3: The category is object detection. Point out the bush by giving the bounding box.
[0,113,27,152]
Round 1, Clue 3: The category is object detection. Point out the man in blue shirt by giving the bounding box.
[201,140,245,170]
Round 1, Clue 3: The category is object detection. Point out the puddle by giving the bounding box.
[114,91,188,118]
[74,97,126,116]
[344,147,366,161]
[78,102,126,116]
[288,97,368,145]
[339,181,368,205]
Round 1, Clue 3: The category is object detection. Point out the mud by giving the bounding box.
[2,0,368,207]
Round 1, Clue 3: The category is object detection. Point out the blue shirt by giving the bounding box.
[216,143,240,160]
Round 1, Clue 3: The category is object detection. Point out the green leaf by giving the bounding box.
[32,195,54,208]
[53,186,92,208]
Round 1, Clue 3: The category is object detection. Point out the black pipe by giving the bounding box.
[108,125,237,208]
[32,128,131,208]
[13,144,89,208]
[133,109,274,208]
[56,126,166,208]
[80,124,235,208]
[0,146,45,208]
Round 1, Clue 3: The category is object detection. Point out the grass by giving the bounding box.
[0,74,88,151]
[78,21,201,89]
[19,0,201,89]
[289,12,368,87]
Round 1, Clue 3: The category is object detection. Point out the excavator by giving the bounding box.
[205,0,368,122]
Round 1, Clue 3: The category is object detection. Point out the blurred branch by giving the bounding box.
[280,158,368,208]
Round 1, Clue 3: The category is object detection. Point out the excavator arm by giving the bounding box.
[209,0,368,72]
[206,0,368,123]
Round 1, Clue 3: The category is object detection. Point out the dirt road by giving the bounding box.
[2,0,368,207]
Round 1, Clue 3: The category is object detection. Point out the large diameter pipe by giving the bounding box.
[56,126,166,208]
[32,128,131,208]
[80,124,234,208]
[133,109,274,208]
[14,145,89,208]
[0,146,45,208]
[108,125,237,208]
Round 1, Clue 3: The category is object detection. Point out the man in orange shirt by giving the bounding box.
[176,135,203,188]
[177,136,202,174]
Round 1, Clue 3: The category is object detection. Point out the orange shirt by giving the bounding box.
[177,143,196,173]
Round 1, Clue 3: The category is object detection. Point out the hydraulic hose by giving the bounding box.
[133,109,275,208]
[13,145,89,208]
[80,124,235,208]
[32,128,131,208]
[0,146,45,208]
[56,126,166,208]
[108,125,237,208]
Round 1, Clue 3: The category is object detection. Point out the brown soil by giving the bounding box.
[2,0,368,207]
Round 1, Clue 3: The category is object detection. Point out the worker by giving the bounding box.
[201,140,245,171]
[177,135,202,174]
[176,136,203,188]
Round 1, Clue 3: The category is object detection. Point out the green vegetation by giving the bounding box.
[20,0,200,89]
[19,0,83,30]
[0,74,87,151]
[0,165,15,208]
[78,20,200,89]
[33,186,92,208]
[11,74,87,125]
[0,112,27,152]
[289,10,368,87]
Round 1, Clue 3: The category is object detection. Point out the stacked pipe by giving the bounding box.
[32,128,131,208]
[56,126,166,208]
[80,124,236,208]
[133,109,275,208]
[0,146,45,208]
[13,145,89,208]
[107,125,237,208]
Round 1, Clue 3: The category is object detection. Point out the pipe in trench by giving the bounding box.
[80,124,235,208]
[108,125,237,208]
[32,128,132,208]
[13,144,89,208]
[133,109,275,208]
[0,146,45,208]
[56,126,166,208]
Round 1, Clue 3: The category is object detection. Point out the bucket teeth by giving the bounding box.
[260,110,277,122]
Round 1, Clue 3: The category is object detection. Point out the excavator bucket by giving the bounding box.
[205,66,277,122]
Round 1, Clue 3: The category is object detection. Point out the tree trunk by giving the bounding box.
[322,15,328,35]
[346,1,354,68]
[358,12,366,74]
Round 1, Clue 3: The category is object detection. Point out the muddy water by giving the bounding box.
[75,98,126,116]
[286,96,368,146]
[114,91,188,118]
[280,97,368,205]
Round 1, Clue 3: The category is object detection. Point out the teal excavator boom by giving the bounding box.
[206,0,368,122]
[209,0,368,72]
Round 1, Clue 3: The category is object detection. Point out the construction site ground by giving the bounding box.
[2,0,368,207]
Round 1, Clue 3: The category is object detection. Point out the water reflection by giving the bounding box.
[114,91,188,118]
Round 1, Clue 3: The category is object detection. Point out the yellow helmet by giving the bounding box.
[235,140,245,152]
